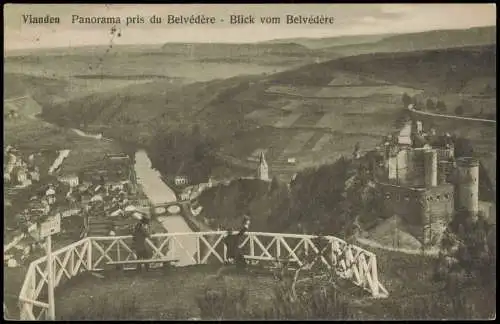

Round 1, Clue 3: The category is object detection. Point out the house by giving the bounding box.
[12,166,29,185]
[180,189,191,201]
[46,186,57,205]
[29,168,40,182]
[58,174,79,188]
[175,176,189,186]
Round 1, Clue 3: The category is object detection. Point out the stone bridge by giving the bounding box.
[18,231,388,320]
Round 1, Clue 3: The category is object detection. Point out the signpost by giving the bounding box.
[39,214,61,321]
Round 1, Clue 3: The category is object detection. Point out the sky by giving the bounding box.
[3,3,497,51]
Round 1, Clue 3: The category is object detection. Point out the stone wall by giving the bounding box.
[377,182,454,245]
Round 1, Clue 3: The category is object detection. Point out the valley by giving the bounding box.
[4,22,496,321]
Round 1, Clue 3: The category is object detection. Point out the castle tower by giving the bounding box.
[456,157,479,218]
[424,149,438,187]
[257,151,269,181]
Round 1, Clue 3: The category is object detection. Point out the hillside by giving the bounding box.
[42,74,263,144]
[270,44,496,93]
[4,73,69,102]
[323,26,496,57]
[12,42,496,187]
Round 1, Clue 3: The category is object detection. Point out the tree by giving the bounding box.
[402,93,412,108]
[436,100,447,112]
[455,105,464,116]
[426,99,435,111]
[270,176,280,193]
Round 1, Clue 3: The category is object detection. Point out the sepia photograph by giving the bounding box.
[3,3,496,320]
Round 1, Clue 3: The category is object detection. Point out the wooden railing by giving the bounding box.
[18,231,388,320]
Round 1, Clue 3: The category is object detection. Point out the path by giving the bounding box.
[408,105,496,124]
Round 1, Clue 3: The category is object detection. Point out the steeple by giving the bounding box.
[257,151,269,181]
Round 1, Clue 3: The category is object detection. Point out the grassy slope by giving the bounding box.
[55,265,276,320]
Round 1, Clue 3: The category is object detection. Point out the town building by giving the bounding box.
[175,176,189,187]
[58,174,80,188]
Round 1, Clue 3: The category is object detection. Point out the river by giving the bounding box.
[133,150,197,266]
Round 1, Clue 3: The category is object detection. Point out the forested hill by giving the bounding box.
[197,157,383,236]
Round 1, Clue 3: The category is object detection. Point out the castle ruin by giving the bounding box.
[370,119,480,247]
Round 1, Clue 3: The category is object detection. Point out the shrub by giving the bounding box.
[426,99,435,111]
[256,279,353,320]
[436,100,446,112]
[195,280,249,320]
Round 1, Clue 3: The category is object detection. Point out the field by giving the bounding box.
[267,84,423,99]
[222,74,411,172]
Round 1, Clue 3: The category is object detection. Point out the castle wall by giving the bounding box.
[378,183,426,224]
[377,182,454,246]
[422,184,455,245]
[406,148,426,187]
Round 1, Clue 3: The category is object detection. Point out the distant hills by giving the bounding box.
[7,26,494,62]
[320,26,496,56]
[263,33,395,49]
[160,42,314,58]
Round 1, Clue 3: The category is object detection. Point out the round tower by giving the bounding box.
[456,157,479,218]
[424,149,438,187]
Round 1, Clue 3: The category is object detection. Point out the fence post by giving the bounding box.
[87,238,93,271]
[276,236,281,259]
[250,234,255,258]
[70,248,75,276]
[117,238,121,262]
[370,255,380,297]
[196,234,201,264]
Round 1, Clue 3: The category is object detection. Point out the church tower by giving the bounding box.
[257,152,269,181]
